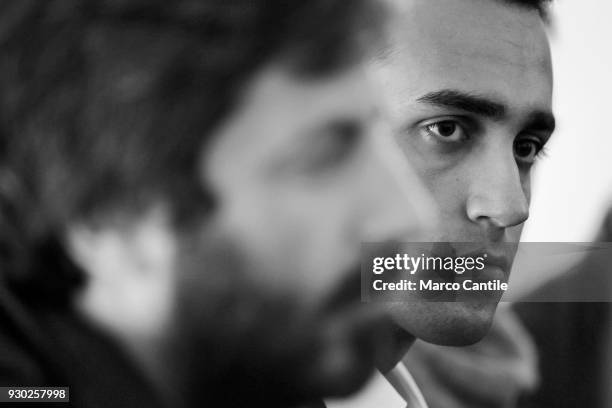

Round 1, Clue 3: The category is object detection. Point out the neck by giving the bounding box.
[74,282,183,407]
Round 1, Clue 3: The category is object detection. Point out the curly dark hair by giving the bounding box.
[0,0,385,302]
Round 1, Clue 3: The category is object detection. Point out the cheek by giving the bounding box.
[273,199,357,298]
[506,224,524,242]
[521,172,532,203]
[426,169,469,219]
[216,188,356,302]
[395,136,467,211]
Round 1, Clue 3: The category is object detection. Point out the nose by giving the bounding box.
[360,130,438,242]
[466,145,529,234]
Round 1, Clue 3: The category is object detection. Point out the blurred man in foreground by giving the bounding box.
[0,1,436,407]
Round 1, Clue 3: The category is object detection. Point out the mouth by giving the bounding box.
[424,242,514,288]
[320,264,364,312]
[459,246,514,276]
[482,253,512,274]
[320,263,393,333]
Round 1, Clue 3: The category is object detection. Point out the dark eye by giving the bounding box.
[514,138,543,163]
[302,120,363,171]
[425,121,466,142]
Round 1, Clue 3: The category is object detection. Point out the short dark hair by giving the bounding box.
[0,0,384,301]
[500,0,551,18]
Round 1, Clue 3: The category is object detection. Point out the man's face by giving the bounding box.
[370,0,554,344]
[175,64,436,402]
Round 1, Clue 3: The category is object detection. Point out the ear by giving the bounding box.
[64,206,177,284]
[63,206,178,337]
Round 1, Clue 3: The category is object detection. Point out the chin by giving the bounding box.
[389,300,499,346]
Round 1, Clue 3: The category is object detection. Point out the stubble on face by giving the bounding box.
[369,0,553,346]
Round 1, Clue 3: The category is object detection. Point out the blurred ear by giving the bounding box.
[63,205,178,336]
[64,206,177,283]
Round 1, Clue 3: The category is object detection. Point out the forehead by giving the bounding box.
[236,65,374,129]
[379,0,552,112]
[205,64,376,177]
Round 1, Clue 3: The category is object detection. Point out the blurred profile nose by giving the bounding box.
[466,148,529,233]
[360,130,438,242]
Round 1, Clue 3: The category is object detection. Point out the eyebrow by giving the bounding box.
[417,90,506,120]
[416,89,556,134]
[524,110,556,134]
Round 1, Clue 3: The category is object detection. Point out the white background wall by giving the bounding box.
[513,0,612,291]
[510,0,612,293]
[522,0,612,242]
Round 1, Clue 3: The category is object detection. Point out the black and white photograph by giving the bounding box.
[0,1,610,407]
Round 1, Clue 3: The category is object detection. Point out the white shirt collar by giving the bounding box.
[325,362,428,408]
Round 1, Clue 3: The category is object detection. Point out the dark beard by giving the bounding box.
[168,229,327,407]
[165,227,392,408]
